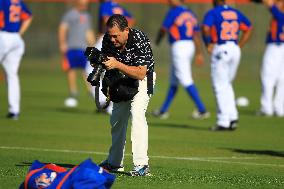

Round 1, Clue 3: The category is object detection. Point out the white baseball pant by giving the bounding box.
[107,74,155,167]
[0,31,25,114]
[85,35,113,114]
[260,43,284,117]
[211,42,241,127]
[170,40,195,87]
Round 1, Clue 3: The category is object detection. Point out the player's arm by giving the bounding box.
[58,22,68,54]
[202,25,214,54]
[238,27,253,48]
[238,12,253,48]
[193,32,204,66]
[263,0,274,7]
[155,28,166,46]
[19,16,32,35]
[19,3,33,35]
[86,29,96,46]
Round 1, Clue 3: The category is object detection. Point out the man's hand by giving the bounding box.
[194,53,205,66]
[207,44,215,54]
[103,57,119,70]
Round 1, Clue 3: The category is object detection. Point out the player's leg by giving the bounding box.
[152,48,178,118]
[273,45,284,117]
[65,50,80,98]
[2,35,24,117]
[260,44,277,116]
[227,44,241,123]
[172,41,207,115]
[211,44,232,128]
[158,62,178,113]
[106,101,131,168]
[67,69,78,97]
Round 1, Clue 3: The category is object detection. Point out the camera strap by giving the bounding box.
[95,80,111,111]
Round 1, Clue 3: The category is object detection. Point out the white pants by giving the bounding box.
[170,40,195,87]
[85,36,113,114]
[0,31,24,114]
[211,42,241,127]
[107,74,155,167]
[260,43,284,116]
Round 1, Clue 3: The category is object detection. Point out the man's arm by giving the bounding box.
[86,29,96,46]
[263,0,274,7]
[58,23,68,54]
[202,25,214,54]
[238,27,253,48]
[103,57,147,80]
[155,28,166,46]
[193,32,204,65]
[19,17,32,35]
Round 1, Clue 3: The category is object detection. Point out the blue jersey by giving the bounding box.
[162,6,199,44]
[0,0,32,32]
[98,0,133,33]
[203,5,251,45]
[266,5,284,44]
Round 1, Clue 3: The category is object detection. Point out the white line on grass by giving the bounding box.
[1,146,283,168]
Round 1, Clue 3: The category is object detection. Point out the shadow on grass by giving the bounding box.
[226,148,284,158]
[149,122,209,131]
[15,162,75,168]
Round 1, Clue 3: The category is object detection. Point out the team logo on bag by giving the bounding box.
[35,172,57,188]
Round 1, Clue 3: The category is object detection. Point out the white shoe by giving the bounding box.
[192,110,210,119]
[152,109,169,119]
[64,97,78,108]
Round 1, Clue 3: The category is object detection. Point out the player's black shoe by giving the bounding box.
[99,160,124,172]
[130,165,151,176]
[210,125,235,131]
[6,112,19,120]
[229,120,238,130]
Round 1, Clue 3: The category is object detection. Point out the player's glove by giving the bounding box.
[250,0,262,3]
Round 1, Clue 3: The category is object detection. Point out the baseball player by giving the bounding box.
[152,0,209,119]
[58,0,95,107]
[258,0,284,117]
[85,0,134,115]
[0,0,32,120]
[202,0,252,131]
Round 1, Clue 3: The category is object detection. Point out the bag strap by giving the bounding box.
[56,165,78,189]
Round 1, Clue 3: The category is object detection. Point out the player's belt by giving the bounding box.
[218,41,237,45]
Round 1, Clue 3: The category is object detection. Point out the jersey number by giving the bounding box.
[221,21,239,40]
[9,5,21,23]
[184,21,193,37]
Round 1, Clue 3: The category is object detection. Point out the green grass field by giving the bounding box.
[0,53,284,189]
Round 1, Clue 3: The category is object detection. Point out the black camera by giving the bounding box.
[84,47,109,86]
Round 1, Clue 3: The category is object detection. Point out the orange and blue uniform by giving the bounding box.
[155,5,208,116]
[0,0,32,32]
[0,0,32,118]
[260,4,284,117]
[203,5,251,45]
[266,5,284,44]
[162,6,199,44]
[202,4,252,129]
